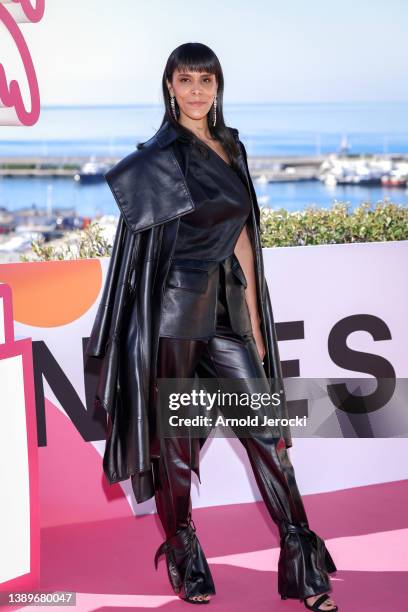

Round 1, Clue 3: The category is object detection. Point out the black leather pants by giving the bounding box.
[152,273,337,601]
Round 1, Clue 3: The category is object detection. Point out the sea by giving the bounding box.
[1,102,408,216]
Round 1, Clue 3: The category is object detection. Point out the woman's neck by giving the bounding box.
[178,115,213,142]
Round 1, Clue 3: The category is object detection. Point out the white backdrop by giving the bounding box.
[104,239,408,515]
[4,239,407,520]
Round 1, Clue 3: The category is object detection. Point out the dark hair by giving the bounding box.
[138,42,240,166]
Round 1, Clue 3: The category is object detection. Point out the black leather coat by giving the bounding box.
[85,119,292,503]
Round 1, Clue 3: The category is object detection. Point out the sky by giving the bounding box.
[2,0,408,106]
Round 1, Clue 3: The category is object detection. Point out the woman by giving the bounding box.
[86,42,338,610]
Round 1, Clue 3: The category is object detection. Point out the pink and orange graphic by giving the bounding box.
[0,282,40,591]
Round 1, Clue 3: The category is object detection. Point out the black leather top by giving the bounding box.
[158,131,254,341]
[171,133,252,261]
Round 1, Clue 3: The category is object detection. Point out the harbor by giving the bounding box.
[0,150,407,263]
[0,204,117,263]
[1,102,408,263]
[1,152,408,186]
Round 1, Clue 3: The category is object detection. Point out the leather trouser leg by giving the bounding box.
[152,336,216,599]
[152,337,206,538]
[195,323,337,601]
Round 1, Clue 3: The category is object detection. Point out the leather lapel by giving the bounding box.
[104,120,258,236]
[104,121,195,234]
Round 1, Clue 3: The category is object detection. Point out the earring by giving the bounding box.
[170,94,177,120]
[212,95,217,126]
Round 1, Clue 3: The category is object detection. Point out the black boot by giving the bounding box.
[154,516,216,604]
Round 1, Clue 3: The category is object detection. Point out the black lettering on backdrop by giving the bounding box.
[327,314,395,414]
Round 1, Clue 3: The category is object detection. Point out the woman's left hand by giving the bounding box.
[252,320,266,363]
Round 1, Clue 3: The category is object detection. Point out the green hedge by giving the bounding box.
[20,200,408,262]
[259,201,408,247]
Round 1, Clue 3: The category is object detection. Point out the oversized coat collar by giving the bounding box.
[104,120,249,235]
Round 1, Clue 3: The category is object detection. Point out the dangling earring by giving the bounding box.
[170,94,177,121]
[212,95,217,126]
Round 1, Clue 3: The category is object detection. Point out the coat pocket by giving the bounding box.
[166,268,209,294]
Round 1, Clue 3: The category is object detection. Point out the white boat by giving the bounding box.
[381,169,408,187]
[320,158,384,187]
[324,174,338,186]
[74,157,111,183]
[255,174,269,183]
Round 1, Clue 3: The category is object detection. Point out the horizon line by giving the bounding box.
[38,100,408,109]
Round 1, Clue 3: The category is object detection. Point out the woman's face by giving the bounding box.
[167,69,217,121]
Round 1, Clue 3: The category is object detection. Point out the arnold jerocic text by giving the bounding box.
[168,415,307,428]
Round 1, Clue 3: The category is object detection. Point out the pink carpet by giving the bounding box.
[14,479,408,611]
